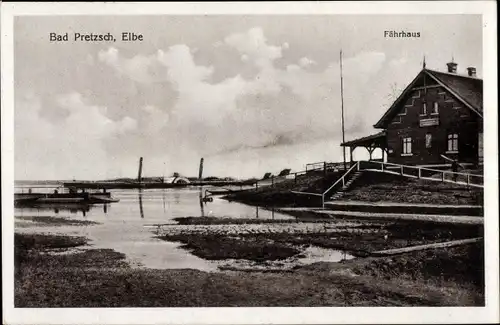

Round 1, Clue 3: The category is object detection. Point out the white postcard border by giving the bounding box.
[2,2,498,324]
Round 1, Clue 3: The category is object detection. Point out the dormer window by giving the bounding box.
[432,102,439,115]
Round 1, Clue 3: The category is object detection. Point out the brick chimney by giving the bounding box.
[446,61,458,73]
[467,67,477,77]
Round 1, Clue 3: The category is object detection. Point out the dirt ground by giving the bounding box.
[14,220,484,307]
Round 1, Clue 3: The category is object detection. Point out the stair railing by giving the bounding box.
[320,161,360,208]
[290,161,360,208]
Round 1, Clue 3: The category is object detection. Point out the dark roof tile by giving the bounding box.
[426,69,483,114]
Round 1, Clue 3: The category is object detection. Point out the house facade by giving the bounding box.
[342,61,483,167]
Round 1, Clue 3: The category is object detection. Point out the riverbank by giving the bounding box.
[223,170,484,208]
[15,217,484,307]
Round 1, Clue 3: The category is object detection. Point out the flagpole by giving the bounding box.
[340,50,347,171]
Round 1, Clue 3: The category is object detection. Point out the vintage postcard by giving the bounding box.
[2,1,498,324]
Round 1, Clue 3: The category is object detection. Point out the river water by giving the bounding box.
[15,185,352,271]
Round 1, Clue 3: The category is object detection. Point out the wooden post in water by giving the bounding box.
[137,157,143,182]
[198,158,204,180]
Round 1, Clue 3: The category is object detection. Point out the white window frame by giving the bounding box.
[391,116,402,124]
[402,137,413,156]
[420,103,427,116]
[447,133,459,153]
[431,102,439,115]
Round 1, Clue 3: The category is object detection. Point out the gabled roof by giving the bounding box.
[374,68,483,129]
[341,131,386,148]
[427,69,483,115]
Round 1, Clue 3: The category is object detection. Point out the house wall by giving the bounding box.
[386,85,481,165]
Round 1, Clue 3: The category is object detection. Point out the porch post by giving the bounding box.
[350,147,354,164]
[366,147,374,161]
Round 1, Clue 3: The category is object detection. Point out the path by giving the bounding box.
[277,208,483,225]
[372,237,483,256]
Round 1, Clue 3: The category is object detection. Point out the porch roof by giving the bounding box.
[340,131,387,148]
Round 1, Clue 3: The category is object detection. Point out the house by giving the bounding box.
[341,61,483,167]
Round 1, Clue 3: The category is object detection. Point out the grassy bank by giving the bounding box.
[342,172,483,205]
[14,232,484,307]
[224,170,484,207]
[224,171,343,207]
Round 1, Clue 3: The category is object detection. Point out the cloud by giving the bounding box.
[33,27,389,179]
[15,92,137,180]
[224,27,284,68]
[98,47,166,83]
[299,57,316,67]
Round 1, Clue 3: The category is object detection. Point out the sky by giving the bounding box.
[14,15,482,180]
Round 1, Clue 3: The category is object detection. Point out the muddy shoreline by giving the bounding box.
[14,232,484,307]
[158,215,482,259]
[14,212,484,307]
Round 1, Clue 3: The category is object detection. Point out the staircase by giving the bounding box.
[329,171,363,200]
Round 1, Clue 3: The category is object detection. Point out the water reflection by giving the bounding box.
[173,191,180,204]
[15,186,297,270]
[199,188,205,217]
[138,189,144,219]
[15,187,295,221]
[15,203,96,216]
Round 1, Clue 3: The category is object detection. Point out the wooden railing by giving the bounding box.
[253,162,337,190]
[305,161,344,172]
[290,159,483,208]
[358,160,484,187]
[291,161,360,208]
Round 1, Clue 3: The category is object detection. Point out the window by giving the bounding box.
[421,103,427,115]
[447,133,459,152]
[432,102,439,115]
[425,133,432,148]
[402,137,412,155]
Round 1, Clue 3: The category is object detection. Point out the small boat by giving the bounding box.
[15,188,119,206]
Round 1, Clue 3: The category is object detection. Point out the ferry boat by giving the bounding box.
[14,187,119,205]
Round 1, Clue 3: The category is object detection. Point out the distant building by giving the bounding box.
[341,61,483,167]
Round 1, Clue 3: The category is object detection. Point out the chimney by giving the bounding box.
[446,61,458,73]
[467,67,477,77]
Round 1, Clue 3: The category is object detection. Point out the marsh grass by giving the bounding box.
[15,232,484,307]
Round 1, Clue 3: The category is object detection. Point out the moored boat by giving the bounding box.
[15,188,119,205]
